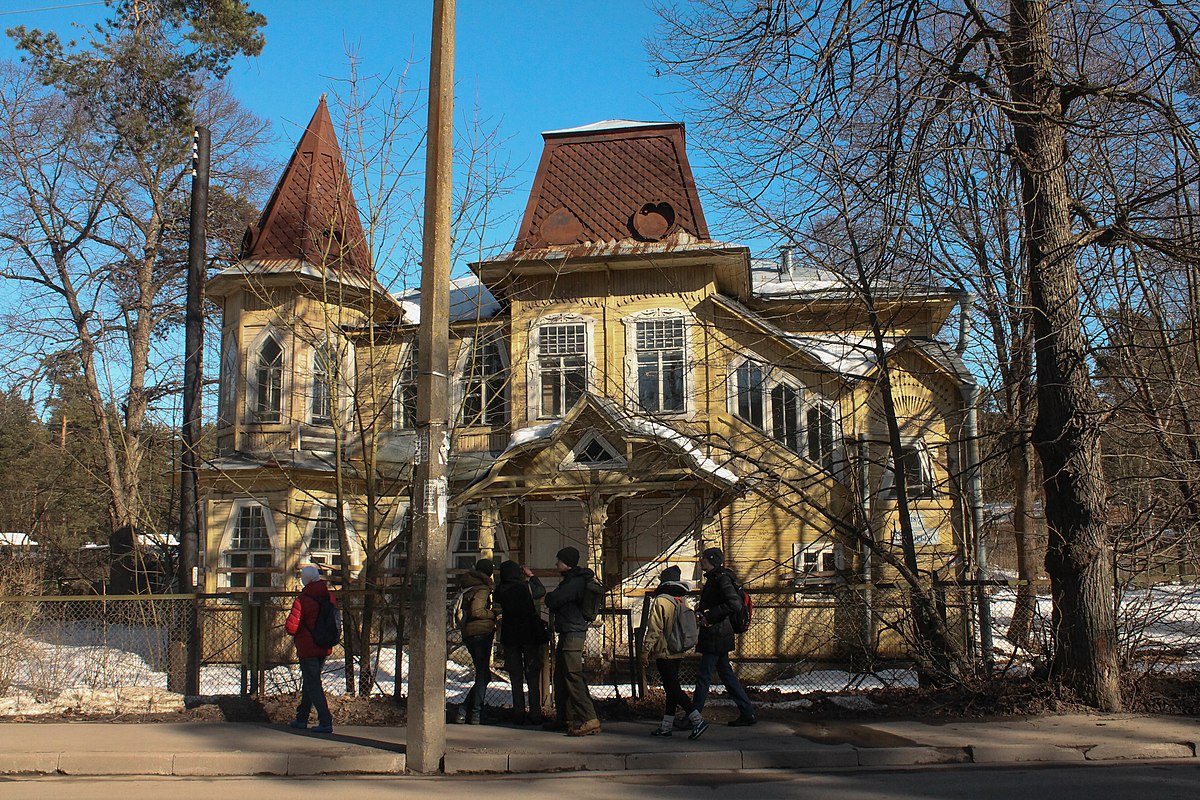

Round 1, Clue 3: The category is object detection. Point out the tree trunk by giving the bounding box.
[1006,437,1039,646]
[1003,0,1121,710]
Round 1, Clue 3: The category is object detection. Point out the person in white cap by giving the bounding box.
[285,564,336,733]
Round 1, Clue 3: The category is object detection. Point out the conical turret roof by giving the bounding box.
[240,97,372,276]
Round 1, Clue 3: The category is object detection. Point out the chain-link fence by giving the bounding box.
[2,579,1197,715]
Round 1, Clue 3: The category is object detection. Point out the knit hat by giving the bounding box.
[701,547,724,567]
[300,565,321,586]
[556,546,581,568]
[474,558,494,575]
[499,560,524,582]
[659,565,682,583]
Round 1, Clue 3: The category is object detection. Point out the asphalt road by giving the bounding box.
[5,762,1200,800]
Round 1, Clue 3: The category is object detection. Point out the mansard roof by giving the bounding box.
[239,97,372,276]
[512,120,710,253]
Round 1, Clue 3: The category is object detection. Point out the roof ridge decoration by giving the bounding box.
[240,97,372,276]
[513,120,711,252]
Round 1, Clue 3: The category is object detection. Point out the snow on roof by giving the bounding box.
[786,333,880,378]
[393,274,501,325]
[543,119,666,135]
[502,421,563,453]
[0,532,36,547]
[620,416,739,484]
[751,258,849,295]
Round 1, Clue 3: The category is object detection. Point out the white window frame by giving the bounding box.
[623,308,692,416]
[528,313,595,420]
[303,500,362,571]
[454,332,509,427]
[769,379,805,454]
[562,430,627,471]
[882,441,936,500]
[218,330,238,426]
[793,541,845,578]
[449,507,483,570]
[385,502,413,576]
[219,499,280,590]
[247,327,287,424]
[393,341,418,430]
[728,355,766,429]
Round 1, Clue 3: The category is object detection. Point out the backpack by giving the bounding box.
[730,580,753,634]
[664,596,699,654]
[310,595,341,649]
[450,588,468,629]
[580,578,605,622]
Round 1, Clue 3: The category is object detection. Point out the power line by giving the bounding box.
[0,2,104,17]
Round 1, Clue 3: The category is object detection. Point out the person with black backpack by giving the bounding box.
[641,565,709,739]
[285,565,337,734]
[543,546,600,736]
[693,547,756,726]
[493,560,548,724]
[453,558,497,725]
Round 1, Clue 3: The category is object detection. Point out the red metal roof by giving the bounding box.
[513,121,710,252]
[240,97,372,276]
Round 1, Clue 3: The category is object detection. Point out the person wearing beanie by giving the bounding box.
[454,557,497,724]
[285,564,336,733]
[693,548,756,726]
[641,565,709,740]
[493,560,548,724]
[543,546,600,736]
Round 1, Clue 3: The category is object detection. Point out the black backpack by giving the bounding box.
[311,595,342,648]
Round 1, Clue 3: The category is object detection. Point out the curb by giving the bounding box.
[1,741,1195,777]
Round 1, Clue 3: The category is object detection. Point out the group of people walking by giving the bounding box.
[283,546,756,739]
[451,545,756,739]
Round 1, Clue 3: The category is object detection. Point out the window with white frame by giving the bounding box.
[793,541,843,577]
[733,360,766,428]
[806,402,836,469]
[394,343,417,429]
[306,504,345,567]
[385,505,412,576]
[311,343,337,426]
[538,323,587,417]
[219,333,237,426]
[887,443,935,500]
[223,503,276,589]
[451,508,481,570]
[254,335,283,422]
[771,383,803,453]
[634,317,685,413]
[460,335,508,426]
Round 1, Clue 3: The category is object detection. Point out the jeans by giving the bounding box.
[463,633,494,714]
[692,650,754,718]
[655,657,695,717]
[552,633,596,725]
[296,657,332,727]
[504,642,545,718]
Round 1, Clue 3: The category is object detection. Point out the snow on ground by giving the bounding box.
[1,583,1196,715]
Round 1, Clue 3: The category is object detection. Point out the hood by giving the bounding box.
[653,581,689,598]
[301,579,330,599]
[460,569,494,590]
[498,560,525,583]
[563,565,595,581]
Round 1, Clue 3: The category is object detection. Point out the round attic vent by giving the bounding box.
[631,201,675,241]
[540,207,584,245]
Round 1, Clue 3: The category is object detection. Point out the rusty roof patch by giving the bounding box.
[513,121,710,252]
[240,97,372,277]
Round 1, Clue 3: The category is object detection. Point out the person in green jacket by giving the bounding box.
[641,565,709,739]
[454,558,496,724]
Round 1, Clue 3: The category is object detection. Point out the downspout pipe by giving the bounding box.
[957,293,993,668]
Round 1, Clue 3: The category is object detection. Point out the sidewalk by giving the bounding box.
[0,713,1196,777]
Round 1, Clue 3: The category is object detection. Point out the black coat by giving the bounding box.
[494,574,547,646]
[545,565,595,635]
[697,567,740,653]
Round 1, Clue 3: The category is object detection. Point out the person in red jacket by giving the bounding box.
[285,565,335,733]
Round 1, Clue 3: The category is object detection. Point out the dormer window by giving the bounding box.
[254,335,283,423]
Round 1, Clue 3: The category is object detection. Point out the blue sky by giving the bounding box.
[1,0,722,265]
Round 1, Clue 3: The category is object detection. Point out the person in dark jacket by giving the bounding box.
[692,547,756,726]
[455,559,497,724]
[493,560,548,724]
[285,565,336,733]
[543,546,600,736]
[641,565,709,739]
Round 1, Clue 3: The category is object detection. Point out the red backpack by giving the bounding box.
[730,581,753,634]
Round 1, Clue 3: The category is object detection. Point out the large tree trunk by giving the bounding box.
[1004,0,1122,710]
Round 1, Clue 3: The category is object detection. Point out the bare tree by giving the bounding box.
[652,0,1200,709]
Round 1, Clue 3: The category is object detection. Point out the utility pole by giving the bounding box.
[178,125,209,696]
[407,0,454,775]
